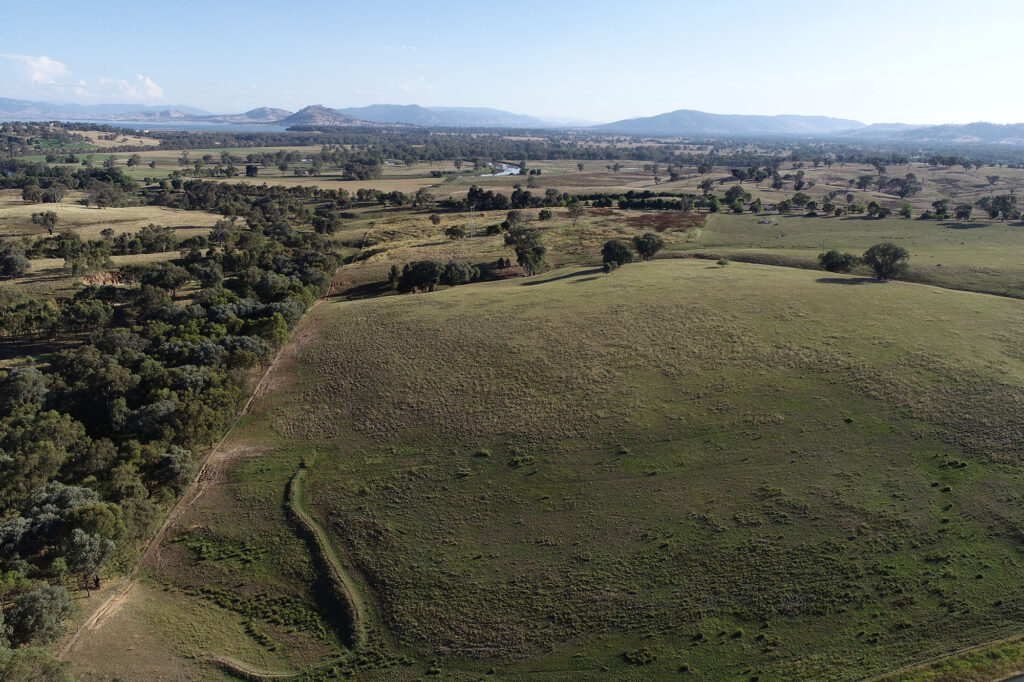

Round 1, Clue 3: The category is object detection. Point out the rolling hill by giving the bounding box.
[66,256,1024,680]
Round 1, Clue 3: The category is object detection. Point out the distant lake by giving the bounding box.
[0,119,290,133]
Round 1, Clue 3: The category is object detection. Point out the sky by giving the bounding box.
[1,0,1023,125]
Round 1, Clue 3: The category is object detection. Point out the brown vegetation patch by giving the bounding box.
[81,271,122,286]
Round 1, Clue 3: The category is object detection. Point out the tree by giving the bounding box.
[955,203,973,221]
[862,242,909,280]
[414,187,436,209]
[444,225,466,240]
[504,227,546,275]
[21,185,42,203]
[633,233,665,261]
[245,164,259,177]
[601,239,634,267]
[899,203,913,219]
[776,200,792,214]
[750,197,763,213]
[155,445,194,494]
[0,250,30,278]
[439,260,479,286]
[991,194,1019,221]
[428,214,442,225]
[987,175,1001,186]
[42,183,67,205]
[931,199,951,219]
[65,529,115,596]
[577,162,584,172]
[31,211,58,235]
[141,264,191,297]
[397,260,444,293]
[566,200,585,226]
[7,585,72,646]
[126,153,143,168]
[818,250,859,273]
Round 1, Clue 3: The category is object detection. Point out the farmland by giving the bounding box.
[4,121,1024,680]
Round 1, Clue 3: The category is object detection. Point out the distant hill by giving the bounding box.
[205,107,293,124]
[276,105,359,126]
[889,122,1024,145]
[593,108,865,137]
[336,104,552,128]
[0,97,210,120]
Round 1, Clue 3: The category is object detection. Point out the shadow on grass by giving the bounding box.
[520,267,602,286]
[942,222,989,230]
[336,280,393,300]
[816,277,886,285]
[572,276,601,283]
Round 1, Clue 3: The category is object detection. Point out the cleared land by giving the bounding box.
[66,259,1024,680]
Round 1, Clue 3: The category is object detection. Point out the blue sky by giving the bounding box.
[1,0,1022,124]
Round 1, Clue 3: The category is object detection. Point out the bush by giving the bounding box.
[716,258,729,266]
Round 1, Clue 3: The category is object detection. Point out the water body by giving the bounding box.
[0,119,290,133]
[480,163,521,177]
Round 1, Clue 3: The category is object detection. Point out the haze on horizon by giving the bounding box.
[2,0,1022,126]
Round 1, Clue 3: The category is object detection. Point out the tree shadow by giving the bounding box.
[335,280,393,300]
[942,222,988,230]
[816,277,886,285]
[571,276,601,283]
[520,267,602,286]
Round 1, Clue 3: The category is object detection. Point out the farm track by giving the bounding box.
[60,300,324,661]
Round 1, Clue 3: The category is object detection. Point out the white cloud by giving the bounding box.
[1,54,69,83]
[97,74,164,100]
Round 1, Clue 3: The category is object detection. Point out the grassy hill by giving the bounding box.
[68,259,1024,679]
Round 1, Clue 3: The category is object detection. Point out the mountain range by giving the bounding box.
[4,97,1024,145]
[593,109,864,137]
